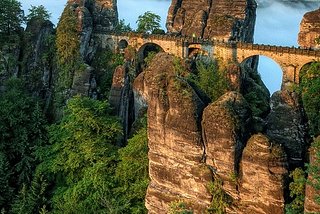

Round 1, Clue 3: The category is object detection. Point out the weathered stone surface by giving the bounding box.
[239,133,288,214]
[109,64,133,141]
[202,91,252,199]
[70,65,93,97]
[66,0,118,63]
[21,19,55,108]
[142,53,212,213]
[298,8,320,49]
[266,91,308,170]
[304,138,320,213]
[166,0,257,42]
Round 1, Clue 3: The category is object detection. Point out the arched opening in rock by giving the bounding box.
[137,43,164,63]
[118,39,128,50]
[188,44,208,58]
[241,55,283,96]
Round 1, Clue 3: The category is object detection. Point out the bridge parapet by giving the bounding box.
[96,31,320,87]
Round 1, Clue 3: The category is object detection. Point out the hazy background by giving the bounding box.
[21,0,320,94]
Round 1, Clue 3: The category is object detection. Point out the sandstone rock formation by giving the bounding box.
[21,19,56,111]
[266,91,308,170]
[166,0,257,42]
[67,0,118,63]
[109,64,134,141]
[138,53,212,213]
[239,133,288,214]
[298,8,320,49]
[304,140,320,213]
[202,91,252,199]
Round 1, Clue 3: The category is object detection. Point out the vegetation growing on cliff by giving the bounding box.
[190,58,230,102]
[285,168,306,214]
[0,78,48,213]
[0,0,24,48]
[56,5,83,88]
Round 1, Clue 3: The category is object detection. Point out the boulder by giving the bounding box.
[143,53,212,213]
[298,8,320,49]
[266,91,308,170]
[239,133,288,214]
[202,91,252,199]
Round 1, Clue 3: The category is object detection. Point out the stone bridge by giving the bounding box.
[97,32,320,87]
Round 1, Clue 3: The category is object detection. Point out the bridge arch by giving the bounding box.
[188,44,209,58]
[137,42,164,62]
[118,39,128,50]
[240,55,283,94]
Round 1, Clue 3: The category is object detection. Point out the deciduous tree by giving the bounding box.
[136,11,161,34]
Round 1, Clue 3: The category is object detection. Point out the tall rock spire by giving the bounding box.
[166,0,257,42]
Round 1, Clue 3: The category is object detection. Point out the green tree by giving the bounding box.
[0,78,48,212]
[206,175,233,214]
[0,152,13,211]
[116,19,132,32]
[299,61,320,137]
[36,95,122,213]
[168,201,194,214]
[0,0,24,47]
[115,116,150,213]
[136,11,161,34]
[56,4,83,88]
[194,59,230,102]
[26,5,51,24]
[11,171,48,214]
[285,168,306,214]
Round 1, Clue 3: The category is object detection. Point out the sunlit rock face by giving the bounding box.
[298,8,320,49]
[202,91,252,200]
[304,139,320,213]
[166,0,257,42]
[239,133,288,214]
[139,53,212,213]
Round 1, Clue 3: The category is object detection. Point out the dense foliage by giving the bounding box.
[136,11,162,34]
[0,0,24,47]
[56,4,83,88]
[0,78,48,213]
[299,61,320,137]
[25,5,51,24]
[285,168,306,214]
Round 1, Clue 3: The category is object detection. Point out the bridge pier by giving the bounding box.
[281,65,298,90]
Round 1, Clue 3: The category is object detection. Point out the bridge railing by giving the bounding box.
[96,30,320,57]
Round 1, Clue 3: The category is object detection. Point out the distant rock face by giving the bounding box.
[22,19,55,107]
[66,0,118,63]
[266,91,308,170]
[166,0,257,42]
[298,8,320,49]
[239,133,288,214]
[140,53,212,213]
[109,64,133,141]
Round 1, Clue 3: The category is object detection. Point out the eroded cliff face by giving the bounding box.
[134,53,212,213]
[304,140,320,213]
[239,133,287,214]
[166,0,257,42]
[67,0,118,63]
[298,8,320,49]
[134,52,293,214]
